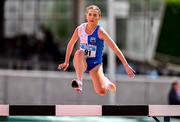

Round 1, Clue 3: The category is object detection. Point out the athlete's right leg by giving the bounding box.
[73,50,87,81]
[72,50,87,92]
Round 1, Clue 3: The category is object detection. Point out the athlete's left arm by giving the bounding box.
[98,28,135,78]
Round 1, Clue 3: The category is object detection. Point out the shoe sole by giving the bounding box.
[71,80,79,88]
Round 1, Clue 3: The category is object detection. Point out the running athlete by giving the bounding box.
[58,5,135,96]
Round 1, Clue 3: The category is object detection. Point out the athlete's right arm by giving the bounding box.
[58,27,79,71]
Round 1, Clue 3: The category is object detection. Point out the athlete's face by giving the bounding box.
[86,9,101,24]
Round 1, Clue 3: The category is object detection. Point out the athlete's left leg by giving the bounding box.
[89,64,116,96]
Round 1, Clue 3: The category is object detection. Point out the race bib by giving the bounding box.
[80,43,97,57]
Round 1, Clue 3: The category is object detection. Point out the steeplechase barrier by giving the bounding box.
[0,105,180,122]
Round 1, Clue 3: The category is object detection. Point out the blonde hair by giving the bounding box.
[86,5,101,17]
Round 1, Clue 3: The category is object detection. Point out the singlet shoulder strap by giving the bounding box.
[93,25,100,35]
[78,23,86,37]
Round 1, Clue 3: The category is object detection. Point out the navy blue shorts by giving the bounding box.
[85,58,102,72]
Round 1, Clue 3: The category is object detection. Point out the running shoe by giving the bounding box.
[71,79,82,93]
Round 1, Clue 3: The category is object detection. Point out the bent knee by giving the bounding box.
[74,50,85,58]
[95,87,106,96]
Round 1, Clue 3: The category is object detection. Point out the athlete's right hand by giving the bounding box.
[58,62,69,71]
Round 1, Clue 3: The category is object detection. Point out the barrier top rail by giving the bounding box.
[0,105,180,116]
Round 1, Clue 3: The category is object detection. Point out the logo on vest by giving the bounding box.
[90,37,96,44]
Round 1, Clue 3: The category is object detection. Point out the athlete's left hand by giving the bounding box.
[124,64,136,78]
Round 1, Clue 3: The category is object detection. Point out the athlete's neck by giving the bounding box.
[86,23,98,34]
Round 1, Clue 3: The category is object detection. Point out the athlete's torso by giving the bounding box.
[78,23,104,63]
